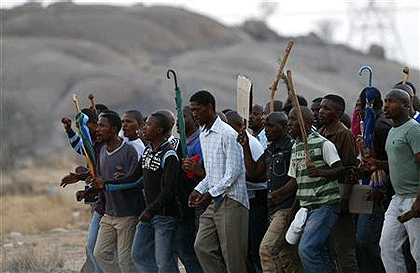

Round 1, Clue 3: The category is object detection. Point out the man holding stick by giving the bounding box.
[238,111,304,273]
[272,106,342,272]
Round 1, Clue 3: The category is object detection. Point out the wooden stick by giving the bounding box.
[72,94,97,177]
[402,67,410,85]
[88,93,97,120]
[286,70,311,165]
[270,40,294,112]
[72,94,81,113]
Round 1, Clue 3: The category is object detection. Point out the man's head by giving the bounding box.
[310,97,323,129]
[264,100,283,114]
[394,81,416,95]
[80,108,97,137]
[356,87,383,120]
[122,110,143,141]
[283,96,307,115]
[155,109,175,136]
[181,106,198,137]
[96,111,121,143]
[190,90,216,126]
[143,112,172,142]
[225,110,244,133]
[94,104,108,116]
[288,107,313,139]
[319,94,345,125]
[265,112,288,143]
[384,89,411,121]
[249,104,265,132]
[394,83,415,115]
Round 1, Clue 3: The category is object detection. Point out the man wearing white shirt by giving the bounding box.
[249,104,268,148]
[188,90,249,273]
[226,110,266,273]
[121,110,145,161]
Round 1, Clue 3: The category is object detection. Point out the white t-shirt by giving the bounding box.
[125,138,145,161]
[245,132,266,199]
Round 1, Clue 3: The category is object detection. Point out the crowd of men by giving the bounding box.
[61,77,420,273]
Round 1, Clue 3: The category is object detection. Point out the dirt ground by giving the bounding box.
[1,166,187,272]
[2,227,187,272]
[2,227,88,272]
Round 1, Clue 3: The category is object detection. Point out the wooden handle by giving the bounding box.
[88,93,97,119]
[398,209,415,223]
[286,70,311,165]
[270,40,294,112]
[72,94,81,113]
[402,67,410,85]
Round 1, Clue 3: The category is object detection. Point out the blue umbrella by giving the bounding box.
[358,66,375,155]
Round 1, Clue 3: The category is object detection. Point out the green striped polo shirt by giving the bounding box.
[288,132,341,207]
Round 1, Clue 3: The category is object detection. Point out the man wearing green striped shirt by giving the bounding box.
[273,106,343,273]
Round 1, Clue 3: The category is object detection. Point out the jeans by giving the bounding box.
[380,195,420,273]
[131,215,180,273]
[81,211,104,273]
[356,205,386,273]
[298,203,339,273]
[174,217,203,273]
[331,213,359,273]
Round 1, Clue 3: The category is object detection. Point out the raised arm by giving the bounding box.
[238,129,267,181]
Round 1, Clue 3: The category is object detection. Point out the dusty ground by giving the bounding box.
[2,227,187,272]
[2,227,88,272]
[0,165,187,272]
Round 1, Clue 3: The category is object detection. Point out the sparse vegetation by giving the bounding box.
[1,167,91,236]
[5,246,66,273]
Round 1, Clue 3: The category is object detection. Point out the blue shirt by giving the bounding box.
[187,129,203,164]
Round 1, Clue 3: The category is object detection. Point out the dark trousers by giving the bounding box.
[175,217,204,273]
[247,190,268,273]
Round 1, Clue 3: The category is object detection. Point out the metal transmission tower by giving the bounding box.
[346,0,406,62]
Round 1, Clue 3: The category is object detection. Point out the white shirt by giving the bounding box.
[256,129,268,149]
[245,132,266,199]
[195,117,249,209]
[125,138,145,161]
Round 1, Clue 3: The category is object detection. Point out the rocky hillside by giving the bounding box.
[2,2,418,169]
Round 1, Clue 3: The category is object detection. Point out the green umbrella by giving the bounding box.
[167,69,187,158]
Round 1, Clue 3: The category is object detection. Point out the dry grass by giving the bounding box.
[1,166,92,236]
[4,246,66,272]
[1,193,91,236]
[0,166,93,271]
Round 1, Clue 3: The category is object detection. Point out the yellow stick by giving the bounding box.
[286,70,311,165]
[270,40,294,112]
[402,67,410,85]
[72,94,97,177]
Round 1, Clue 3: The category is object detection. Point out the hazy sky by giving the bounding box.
[2,0,419,69]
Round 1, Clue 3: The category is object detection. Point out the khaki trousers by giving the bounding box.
[259,208,304,273]
[194,197,249,273]
[94,214,138,273]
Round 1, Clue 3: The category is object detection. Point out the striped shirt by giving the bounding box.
[288,132,341,207]
[195,117,249,209]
